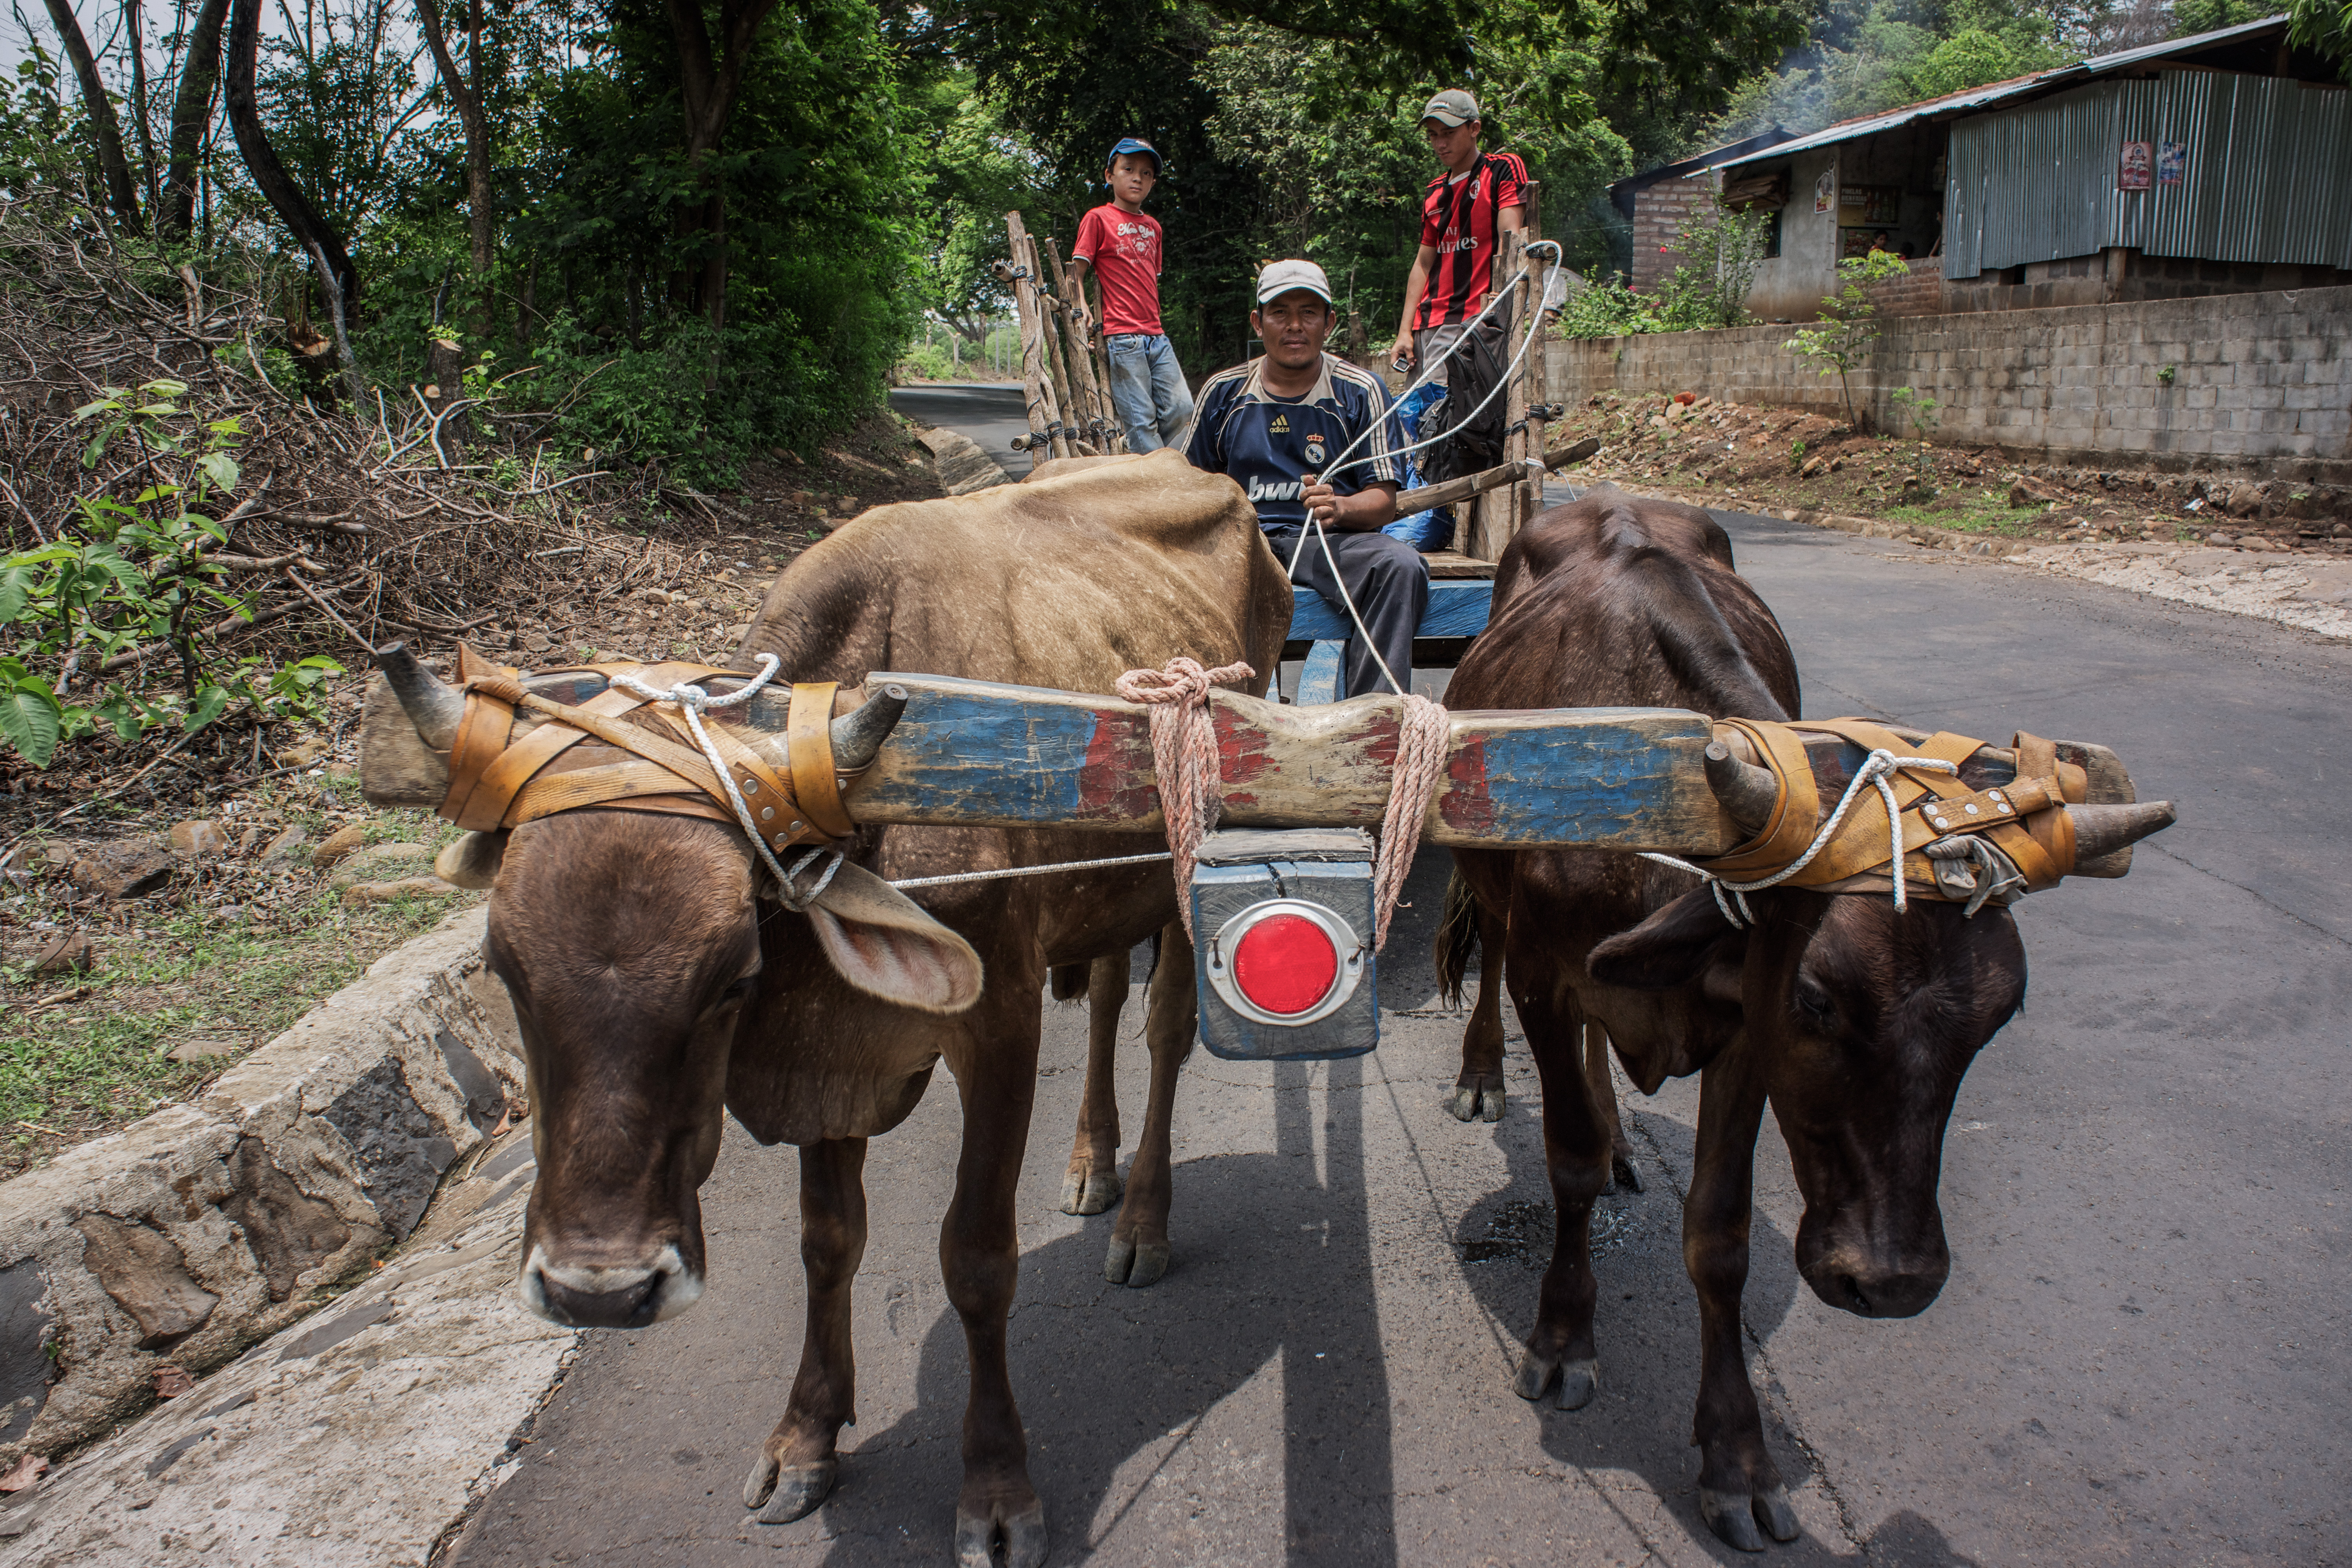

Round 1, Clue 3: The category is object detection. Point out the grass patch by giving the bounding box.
[1,771,479,1178]
[1883,490,2038,537]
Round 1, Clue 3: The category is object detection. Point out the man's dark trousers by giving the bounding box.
[1265,525,1431,699]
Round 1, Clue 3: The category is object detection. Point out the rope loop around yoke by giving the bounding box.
[1114,656,1254,897]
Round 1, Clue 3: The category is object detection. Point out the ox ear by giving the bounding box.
[795,860,984,1014]
[435,831,507,890]
[1588,886,1745,991]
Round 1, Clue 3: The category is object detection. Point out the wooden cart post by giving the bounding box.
[1038,235,1122,454]
[1516,181,1549,544]
[1002,212,1071,464]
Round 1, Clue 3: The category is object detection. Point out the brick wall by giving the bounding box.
[1630,176,1712,294]
[1545,284,2352,480]
[1864,256,1944,319]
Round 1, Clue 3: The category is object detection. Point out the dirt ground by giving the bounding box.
[1551,390,2352,555]
[0,411,949,1179]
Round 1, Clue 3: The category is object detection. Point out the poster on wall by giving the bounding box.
[2118,140,2154,190]
[1815,164,1837,214]
[2157,141,2187,185]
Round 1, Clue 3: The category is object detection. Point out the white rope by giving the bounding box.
[1282,240,1566,698]
[1639,748,1964,926]
[606,653,848,910]
[888,852,1172,890]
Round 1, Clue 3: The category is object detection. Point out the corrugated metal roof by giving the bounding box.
[1715,13,2292,172]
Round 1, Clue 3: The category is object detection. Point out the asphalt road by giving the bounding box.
[450,389,2351,1566]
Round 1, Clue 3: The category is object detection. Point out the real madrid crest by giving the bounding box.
[1305,437,1327,466]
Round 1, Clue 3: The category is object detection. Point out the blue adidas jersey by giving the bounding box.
[1180,355,1406,530]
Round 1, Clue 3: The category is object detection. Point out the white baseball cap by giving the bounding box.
[1255,258,1334,307]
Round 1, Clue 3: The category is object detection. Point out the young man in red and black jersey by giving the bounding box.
[1387,89,1526,395]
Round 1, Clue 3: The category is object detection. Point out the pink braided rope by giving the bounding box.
[1374,694,1450,951]
[1116,657,1254,897]
[1118,657,1450,955]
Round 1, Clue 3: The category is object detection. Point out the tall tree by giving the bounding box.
[414,0,496,333]
[225,0,359,308]
[666,0,783,329]
[41,0,146,232]
[159,0,231,241]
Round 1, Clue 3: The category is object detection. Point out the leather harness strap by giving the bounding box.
[428,655,853,847]
[787,681,857,840]
[1694,716,2083,901]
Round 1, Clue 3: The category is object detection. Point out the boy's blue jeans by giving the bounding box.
[1105,333,1195,452]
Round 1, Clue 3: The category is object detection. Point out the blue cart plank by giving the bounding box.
[1288,579,1493,643]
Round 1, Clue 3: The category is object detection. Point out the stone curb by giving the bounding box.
[0,1142,575,1566]
[913,425,1014,494]
[0,906,521,1470]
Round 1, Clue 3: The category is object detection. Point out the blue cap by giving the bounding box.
[1106,137,1162,174]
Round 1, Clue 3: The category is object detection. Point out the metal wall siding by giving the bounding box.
[1942,70,2352,279]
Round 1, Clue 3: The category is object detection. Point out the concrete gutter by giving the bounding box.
[0,906,523,1472]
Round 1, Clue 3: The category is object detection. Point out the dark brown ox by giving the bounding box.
[379,449,1289,1568]
[1436,484,2172,1552]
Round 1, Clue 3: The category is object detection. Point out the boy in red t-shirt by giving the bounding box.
[1071,137,1194,452]
[1388,90,1526,396]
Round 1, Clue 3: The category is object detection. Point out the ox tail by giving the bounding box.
[1433,870,1481,1010]
[1049,963,1090,1004]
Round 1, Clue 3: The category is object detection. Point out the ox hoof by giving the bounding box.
[743,1454,837,1523]
[1510,1350,1597,1409]
[1103,1235,1171,1288]
[1606,1153,1644,1194]
[1059,1165,1123,1216]
[954,1499,1048,1568]
[1697,1484,1800,1552]
[1443,1083,1505,1122]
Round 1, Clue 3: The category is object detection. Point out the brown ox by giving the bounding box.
[1436,485,2171,1552]
[380,450,1289,1568]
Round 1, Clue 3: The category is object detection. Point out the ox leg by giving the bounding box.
[1447,898,1510,1123]
[1506,960,1612,1412]
[745,1137,868,1523]
[944,1004,1048,1568]
[1686,1045,1801,1552]
[1104,920,1196,1289]
[1585,1021,1643,1193]
[1061,951,1130,1216]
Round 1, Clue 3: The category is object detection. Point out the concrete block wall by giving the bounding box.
[1545,284,2352,479]
[1866,257,1945,319]
[1630,175,1711,294]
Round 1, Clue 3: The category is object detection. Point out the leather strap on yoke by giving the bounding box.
[426,652,857,848]
[1695,715,2082,900]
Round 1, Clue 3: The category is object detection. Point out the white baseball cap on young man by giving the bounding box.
[1255,259,1335,307]
[1421,89,1479,127]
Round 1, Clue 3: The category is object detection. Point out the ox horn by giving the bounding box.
[376,641,466,750]
[828,682,908,771]
[1704,739,1782,831]
[2065,800,2176,862]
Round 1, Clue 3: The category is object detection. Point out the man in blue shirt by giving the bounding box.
[1183,260,1428,698]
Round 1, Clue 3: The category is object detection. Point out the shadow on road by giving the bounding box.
[817,1053,1397,1566]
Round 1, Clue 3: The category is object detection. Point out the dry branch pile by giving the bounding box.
[0,194,722,760]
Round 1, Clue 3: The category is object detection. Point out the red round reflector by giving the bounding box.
[1230,913,1339,1016]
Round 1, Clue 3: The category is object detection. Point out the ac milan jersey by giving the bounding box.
[1411,152,1528,332]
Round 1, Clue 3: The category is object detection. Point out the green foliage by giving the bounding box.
[1554,201,1770,337]
[2289,0,2352,81]
[1890,385,1939,439]
[0,381,341,767]
[1785,249,1912,430]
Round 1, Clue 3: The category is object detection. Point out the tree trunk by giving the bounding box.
[414,0,495,334]
[42,0,145,233]
[225,0,358,310]
[663,0,780,330]
[127,0,160,217]
[159,0,229,243]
